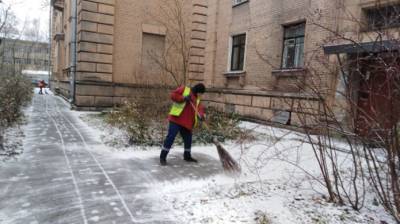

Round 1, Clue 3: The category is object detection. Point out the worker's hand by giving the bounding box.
[184,96,191,102]
[197,115,205,122]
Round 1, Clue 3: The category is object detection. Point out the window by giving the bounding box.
[282,23,305,69]
[230,34,246,71]
[233,0,248,6]
[15,58,26,64]
[365,4,400,30]
[3,58,12,64]
[141,33,166,77]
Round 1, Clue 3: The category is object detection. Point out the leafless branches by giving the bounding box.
[293,2,400,219]
[251,0,400,220]
[147,0,191,86]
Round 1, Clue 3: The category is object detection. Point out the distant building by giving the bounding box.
[0,38,50,73]
[22,70,50,85]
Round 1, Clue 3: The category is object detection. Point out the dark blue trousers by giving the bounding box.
[162,122,192,152]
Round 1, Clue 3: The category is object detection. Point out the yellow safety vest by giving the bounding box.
[169,86,201,127]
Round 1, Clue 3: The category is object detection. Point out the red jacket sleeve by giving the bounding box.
[170,86,186,103]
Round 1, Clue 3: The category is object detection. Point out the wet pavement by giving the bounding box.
[0,93,222,224]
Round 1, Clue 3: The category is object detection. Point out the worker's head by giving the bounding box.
[192,83,206,96]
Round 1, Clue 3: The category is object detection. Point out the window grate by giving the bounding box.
[365,4,400,30]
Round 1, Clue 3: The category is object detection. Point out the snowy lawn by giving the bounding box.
[0,89,40,161]
[77,112,395,224]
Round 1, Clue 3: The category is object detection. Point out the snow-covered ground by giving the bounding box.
[0,89,40,161]
[0,124,25,161]
[77,113,395,224]
[0,88,51,161]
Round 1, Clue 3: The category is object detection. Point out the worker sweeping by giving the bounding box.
[160,83,206,166]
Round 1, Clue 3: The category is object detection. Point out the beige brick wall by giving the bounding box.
[76,0,115,83]
[204,0,337,90]
[200,0,339,123]
[51,0,399,131]
[113,0,191,87]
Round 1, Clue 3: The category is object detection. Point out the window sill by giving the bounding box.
[360,24,400,33]
[233,0,249,8]
[272,68,306,77]
[224,71,246,77]
[224,71,246,87]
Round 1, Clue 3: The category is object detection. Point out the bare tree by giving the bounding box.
[254,0,400,220]
[286,2,399,220]
[146,0,191,86]
[0,3,35,152]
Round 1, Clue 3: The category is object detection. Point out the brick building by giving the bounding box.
[201,0,338,126]
[50,0,400,131]
[50,0,191,107]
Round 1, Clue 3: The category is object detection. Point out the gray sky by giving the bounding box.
[3,0,50,41]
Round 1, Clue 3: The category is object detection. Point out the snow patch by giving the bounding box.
[77,110,396,224]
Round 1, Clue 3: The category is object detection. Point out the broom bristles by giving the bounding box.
[213,138,241,173]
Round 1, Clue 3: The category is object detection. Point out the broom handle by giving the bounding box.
[189,100,211,132]
[189,100,220,146]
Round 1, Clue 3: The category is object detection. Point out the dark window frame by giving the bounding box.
[281,22,305,69]
[364,4,400,30]
[230,33,246,72]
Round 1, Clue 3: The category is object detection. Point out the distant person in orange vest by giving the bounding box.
[38,80,47,95]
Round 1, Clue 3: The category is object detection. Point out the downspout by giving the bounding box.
[48,2,52,89]
[70,0,78,104]
[210,0,220,87]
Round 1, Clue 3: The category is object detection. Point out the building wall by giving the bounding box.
[51,0,70,96]
[200,0,339,125]
[51,0,192,108]
[113,0,184,86]
[50,0,399,127]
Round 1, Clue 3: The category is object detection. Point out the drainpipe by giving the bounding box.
[48,2,52,89]
[70,0,78,104]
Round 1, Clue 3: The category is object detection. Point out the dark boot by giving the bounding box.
[160,150,169,166]
[184,151,198,163]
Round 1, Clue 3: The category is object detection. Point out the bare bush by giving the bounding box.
[0,72,33,150]
[253,1,400,220]
[106,88,170,146]
[290,2,400,220]
[194,107,253,144]
[105,89,250,147]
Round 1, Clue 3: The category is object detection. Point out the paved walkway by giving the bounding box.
[0,93,222,224]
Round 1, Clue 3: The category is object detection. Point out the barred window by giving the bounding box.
[365,4,400,30]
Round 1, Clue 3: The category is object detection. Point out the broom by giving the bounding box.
[189,101,241,173]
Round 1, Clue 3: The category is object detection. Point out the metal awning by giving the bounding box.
[323,40,400,55]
